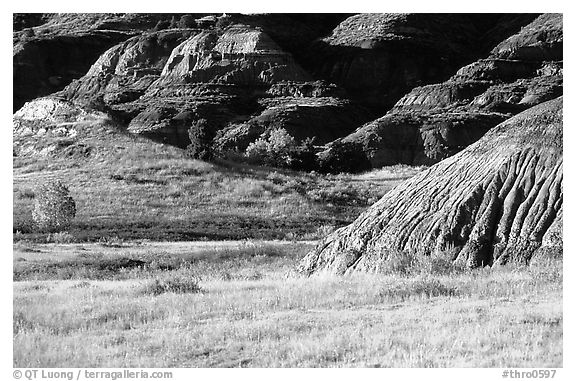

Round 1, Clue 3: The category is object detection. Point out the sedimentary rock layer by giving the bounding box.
[307,13,537,112]
[329,14,562,169]
[12,14,186,112]
[14,13,561,168]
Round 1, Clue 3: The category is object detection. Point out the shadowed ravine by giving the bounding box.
[298,97,562,275]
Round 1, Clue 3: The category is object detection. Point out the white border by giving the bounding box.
[3,2,573,380]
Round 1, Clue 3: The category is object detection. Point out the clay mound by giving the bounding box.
[62,30,194,106]
[58,24,324,146]
[298,97,562,275]
[14,14,552,160]
[340,111,507,166]
[13,98,111,157]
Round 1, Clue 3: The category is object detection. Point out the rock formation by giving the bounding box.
[53,22,371,147]
[12,97,109,157]
[14,13,562,172]
[304,13,538,112]
[298,97,562,275]
[12,14,188,112]
[326,13,562,169]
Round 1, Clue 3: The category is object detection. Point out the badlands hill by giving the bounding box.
[298,96,562,274]
[14,13,561,173]
[13,14,562,260]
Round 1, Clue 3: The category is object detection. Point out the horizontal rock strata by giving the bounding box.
[327,14,562,170]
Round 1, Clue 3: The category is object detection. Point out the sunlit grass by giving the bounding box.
[13,134,421,242]
[13,241,562,368]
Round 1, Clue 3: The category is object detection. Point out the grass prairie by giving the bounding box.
[13,240,562,367]
[13,120,424,242]
[13,117,562,368]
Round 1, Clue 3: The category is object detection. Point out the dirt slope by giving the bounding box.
[298,97,562,275]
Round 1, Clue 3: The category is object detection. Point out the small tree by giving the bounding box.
[244,137,269,163]
[186,119,214,161]
[32,180,76,232]
[289,137,318,171]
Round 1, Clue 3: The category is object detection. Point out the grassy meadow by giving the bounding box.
[13,121,424,242]
[13,118,562,368]
[13,240,562,367]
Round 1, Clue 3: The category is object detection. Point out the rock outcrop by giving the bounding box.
[298,97,562,275]
[13,97,109,157]
[14,13,561,169]
[56,21,372,147]
[327,14,562,169]
[12,14,188,112]
[123,25,313,144]
[305,13,538,112]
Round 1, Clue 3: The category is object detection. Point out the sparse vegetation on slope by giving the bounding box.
[13,113,422,242]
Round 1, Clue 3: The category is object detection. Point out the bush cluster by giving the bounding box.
[186,119,215,161]
[32,180,76,233]
[245,128,317,170]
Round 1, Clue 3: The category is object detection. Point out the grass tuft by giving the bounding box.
[378,275,459,301]
[138,274,202,296]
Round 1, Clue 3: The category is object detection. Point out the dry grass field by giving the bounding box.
[13,118,562,368]
[13,240,562,367]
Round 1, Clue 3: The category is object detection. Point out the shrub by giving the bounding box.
[32,180,76,233]
[288,137,318,171]
[308,181,371,206]
[379,250,418,275]
[245,138,269,163]
[245,129,318,170]
[97,236,125,247]
[246,128,297,167]
[186,119,214,160]
[302,224,338,240]
[418,254,466,276]
[378,276,459,302]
